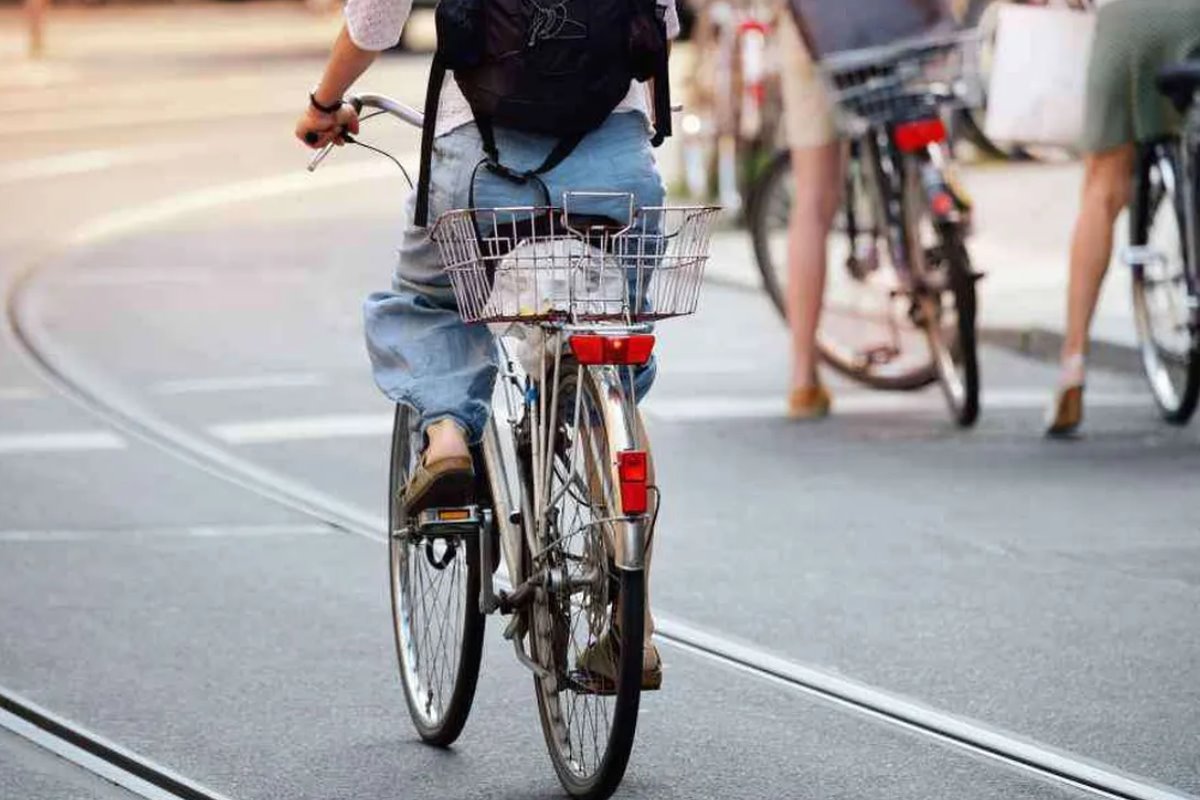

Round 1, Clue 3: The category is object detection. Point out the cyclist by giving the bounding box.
[1047,0,1200,436]
[294,0,679,688]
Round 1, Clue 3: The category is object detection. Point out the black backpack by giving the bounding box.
[413,0,673,226]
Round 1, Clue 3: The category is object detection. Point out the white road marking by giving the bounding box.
[0,431,126,454]
[68,267,310,287]
[0,387,44,401]
[644,390,1150,422]
[0,523,332,542]
[151,372,327,395]
[69,160,398,248]
[0,143,209,185]
[209,413,392,445]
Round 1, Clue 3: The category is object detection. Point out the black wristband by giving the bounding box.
[309,92,343,115]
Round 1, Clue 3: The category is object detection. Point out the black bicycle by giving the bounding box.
[1127,60,1200,424]
[750,31,982,426]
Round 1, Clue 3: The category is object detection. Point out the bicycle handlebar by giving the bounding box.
[304,94,682,173]
[306,94,424,172]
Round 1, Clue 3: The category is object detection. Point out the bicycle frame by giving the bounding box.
[847,122,967,292]
[478,333,648,620]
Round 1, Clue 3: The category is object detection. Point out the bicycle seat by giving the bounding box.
[1157,60,1200,113]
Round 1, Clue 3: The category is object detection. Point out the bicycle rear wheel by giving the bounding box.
[388,404,486,746]
[1130,142,1200,424]
[749,149,938,390]
[528,365,646,800]
[902,161,980,427]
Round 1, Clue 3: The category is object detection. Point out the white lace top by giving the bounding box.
[345,0,681,137]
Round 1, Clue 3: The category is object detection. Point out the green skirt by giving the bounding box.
[1083,0,1200,153]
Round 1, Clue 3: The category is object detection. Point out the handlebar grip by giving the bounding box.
[304,131,319,146]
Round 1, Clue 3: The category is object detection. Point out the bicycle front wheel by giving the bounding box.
[1130,142,1200,424]
[388,404,486,746]
[528,365,646,800]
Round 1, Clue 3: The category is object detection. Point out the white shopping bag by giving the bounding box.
[485,238,626,374]
[983,3,1096,148]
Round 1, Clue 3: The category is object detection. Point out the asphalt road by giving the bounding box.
[2,45,1198,800]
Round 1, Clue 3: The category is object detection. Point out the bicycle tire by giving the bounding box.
[749,150,939,390]
[388,404,486,747]
[925,225,981,426]
[528,366,645,800]
[1130,142,1200,424]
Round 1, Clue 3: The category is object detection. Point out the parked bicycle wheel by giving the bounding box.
[749,149,939,390]
[903,163,980,426]
[1130,142,1200,423]
[388,404,486,746]
[529,365,646,800]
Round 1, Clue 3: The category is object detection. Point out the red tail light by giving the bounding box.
[894,118,947,153]
[617,450,649,515]
[569,334,655,366]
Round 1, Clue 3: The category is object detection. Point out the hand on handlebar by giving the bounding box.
[295,103,361,150]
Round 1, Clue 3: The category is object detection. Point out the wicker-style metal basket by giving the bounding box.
[430,202,719,324]
[819,30,983,134]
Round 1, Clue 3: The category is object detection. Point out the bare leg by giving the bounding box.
[788,142,843,391]
[1060,144,1136,385]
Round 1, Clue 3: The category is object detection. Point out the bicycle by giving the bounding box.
[680,0,783,217]
[1125,60,1200,424]
[307,93,717,800]
[748,30,983,426]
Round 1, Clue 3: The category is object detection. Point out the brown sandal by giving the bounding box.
[1045,385,1084,438]
[402,455,475,515]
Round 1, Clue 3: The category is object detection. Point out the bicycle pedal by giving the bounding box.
[414,505,483,535]
[1123,246,1167,268]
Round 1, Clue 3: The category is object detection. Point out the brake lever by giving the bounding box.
[306,131,358,173]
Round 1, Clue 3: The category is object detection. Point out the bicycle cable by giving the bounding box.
[341,109,416,189]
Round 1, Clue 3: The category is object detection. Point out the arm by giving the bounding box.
[294,0,413,148]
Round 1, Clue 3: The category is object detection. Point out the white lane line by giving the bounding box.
[69,160,397,248]
[151,373,328,395]
[0,431,126,454]
[644,390,1150,422]
[0,143,209,185]
[209,413,392,445]
[0,387,44,401]
[0,523,332,542]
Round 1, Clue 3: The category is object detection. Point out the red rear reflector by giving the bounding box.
[617,450,649,515]
[931,191,955,217]
[894,118,947,152]
[569,334,656,366]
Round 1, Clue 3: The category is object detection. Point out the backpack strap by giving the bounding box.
[479,115,587,184]
[650,43,672,146]
[414,53,447,228]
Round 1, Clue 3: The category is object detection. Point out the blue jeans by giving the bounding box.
[363,112,666,441]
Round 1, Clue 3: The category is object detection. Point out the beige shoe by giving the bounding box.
[788,385,832,420]
[1045,385,1084,438]
[402,455,475,515]
[573,629,662,694]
